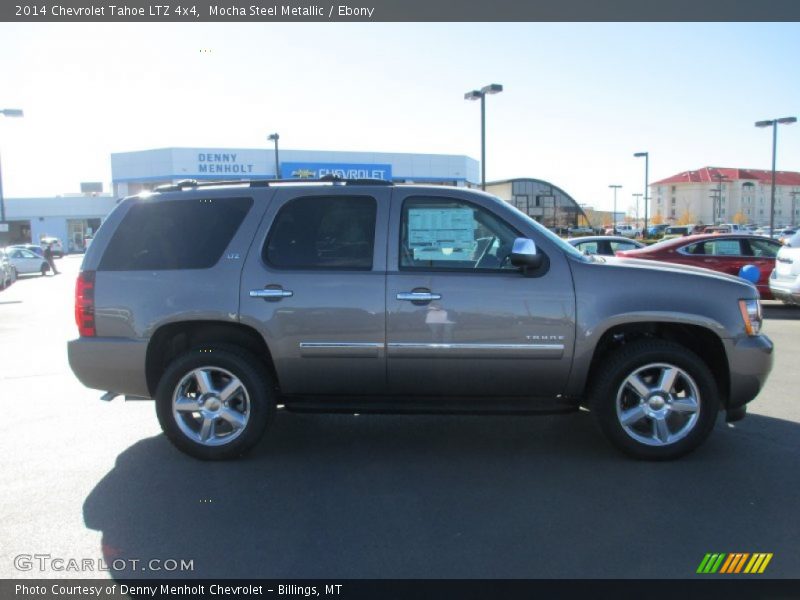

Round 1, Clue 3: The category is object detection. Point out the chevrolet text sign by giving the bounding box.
[283,162,392,180]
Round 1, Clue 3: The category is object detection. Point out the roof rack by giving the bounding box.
[153,175,394,193]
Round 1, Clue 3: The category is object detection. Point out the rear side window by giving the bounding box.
[610,241,639,252]
[99,197,253,271]
[264,195,376,270]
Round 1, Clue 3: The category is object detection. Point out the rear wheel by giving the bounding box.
[590,340,720,460]
[155,347,275,460]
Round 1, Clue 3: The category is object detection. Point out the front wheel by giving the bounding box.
[155,347,275,460]
[590,340,720,460]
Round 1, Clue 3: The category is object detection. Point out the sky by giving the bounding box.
[0,22,799,214]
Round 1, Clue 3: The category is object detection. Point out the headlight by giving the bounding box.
[739,299,762,336]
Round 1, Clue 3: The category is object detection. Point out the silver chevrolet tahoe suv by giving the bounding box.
[68,178,774,460]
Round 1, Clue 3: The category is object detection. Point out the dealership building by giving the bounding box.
[110,147,481,196]
[1,146,591,249]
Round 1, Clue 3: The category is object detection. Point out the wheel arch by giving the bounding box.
[145,321,278,398]
[582,321,730,408]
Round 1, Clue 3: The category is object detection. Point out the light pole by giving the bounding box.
[0,108,24,232]
[609,185,622,233]
[755,117,796,235]
[267,133,280,179]
[709,171,727,225]
[632,193,643,228]
[634,152,649,237]
[465,83,503,190]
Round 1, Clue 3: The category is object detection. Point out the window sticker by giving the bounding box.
[408,208,475,261]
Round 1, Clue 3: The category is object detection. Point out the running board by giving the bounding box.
[100,392,150,402]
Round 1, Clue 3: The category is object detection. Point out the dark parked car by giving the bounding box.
[616,234,782,299]
[567,235,645,256]
[68,179,773,461]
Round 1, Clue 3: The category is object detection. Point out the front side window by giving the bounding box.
[264,195,376,270]
[400,197,519,270]
[575,241,599,254]
[99,197,253,271]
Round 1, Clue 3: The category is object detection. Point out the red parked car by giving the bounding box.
[616,234,782,299]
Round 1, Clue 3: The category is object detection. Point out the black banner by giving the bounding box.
[4,579,800,600]
[3,0,800,22]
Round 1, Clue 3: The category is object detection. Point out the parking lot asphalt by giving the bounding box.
[1,255,799,580]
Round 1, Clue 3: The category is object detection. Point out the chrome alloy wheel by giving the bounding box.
[172,366,250,446]
[615,362,701,447]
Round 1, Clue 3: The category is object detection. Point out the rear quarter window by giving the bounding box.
[98,197,253,271]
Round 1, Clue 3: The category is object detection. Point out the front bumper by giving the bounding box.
[724,334,774,411]
[67,337,151,398]
[769,281,800,305]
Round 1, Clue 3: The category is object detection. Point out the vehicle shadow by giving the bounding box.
[83,410,800,579]
[762,301,800,320]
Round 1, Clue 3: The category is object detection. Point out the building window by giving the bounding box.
[671,197,676,205]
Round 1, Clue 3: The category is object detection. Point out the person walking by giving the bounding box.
[43,243,59,275]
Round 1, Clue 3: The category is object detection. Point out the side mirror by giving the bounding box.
[510,237,544,269]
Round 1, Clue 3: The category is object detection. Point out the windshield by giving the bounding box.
[504,201,587,260]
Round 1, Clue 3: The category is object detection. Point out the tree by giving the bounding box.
[732,212,747,224]
[651,213,664,225]
[677,211,696,225]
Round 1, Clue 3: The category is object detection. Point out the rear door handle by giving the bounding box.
[250,288,293,299]
[397,291,442,302]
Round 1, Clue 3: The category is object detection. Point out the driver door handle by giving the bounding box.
[250,288,293,299]
[397,291,442,302]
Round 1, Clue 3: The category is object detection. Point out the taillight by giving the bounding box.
[75,270,96,337]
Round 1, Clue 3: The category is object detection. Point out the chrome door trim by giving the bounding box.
[298,342,383,358]
[387,342,564,359]
[299,342,384,349]
[387,342,564,350]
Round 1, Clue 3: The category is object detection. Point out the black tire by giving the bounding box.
[589,339,720,460]
[155,346,275,460]
[41,263,49,276]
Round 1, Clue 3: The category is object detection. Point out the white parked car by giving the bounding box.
[3,246,50,276]
[614,224,641,238]
[0,249,16,288]
[769,231,800,305]
[721,223,751,234]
